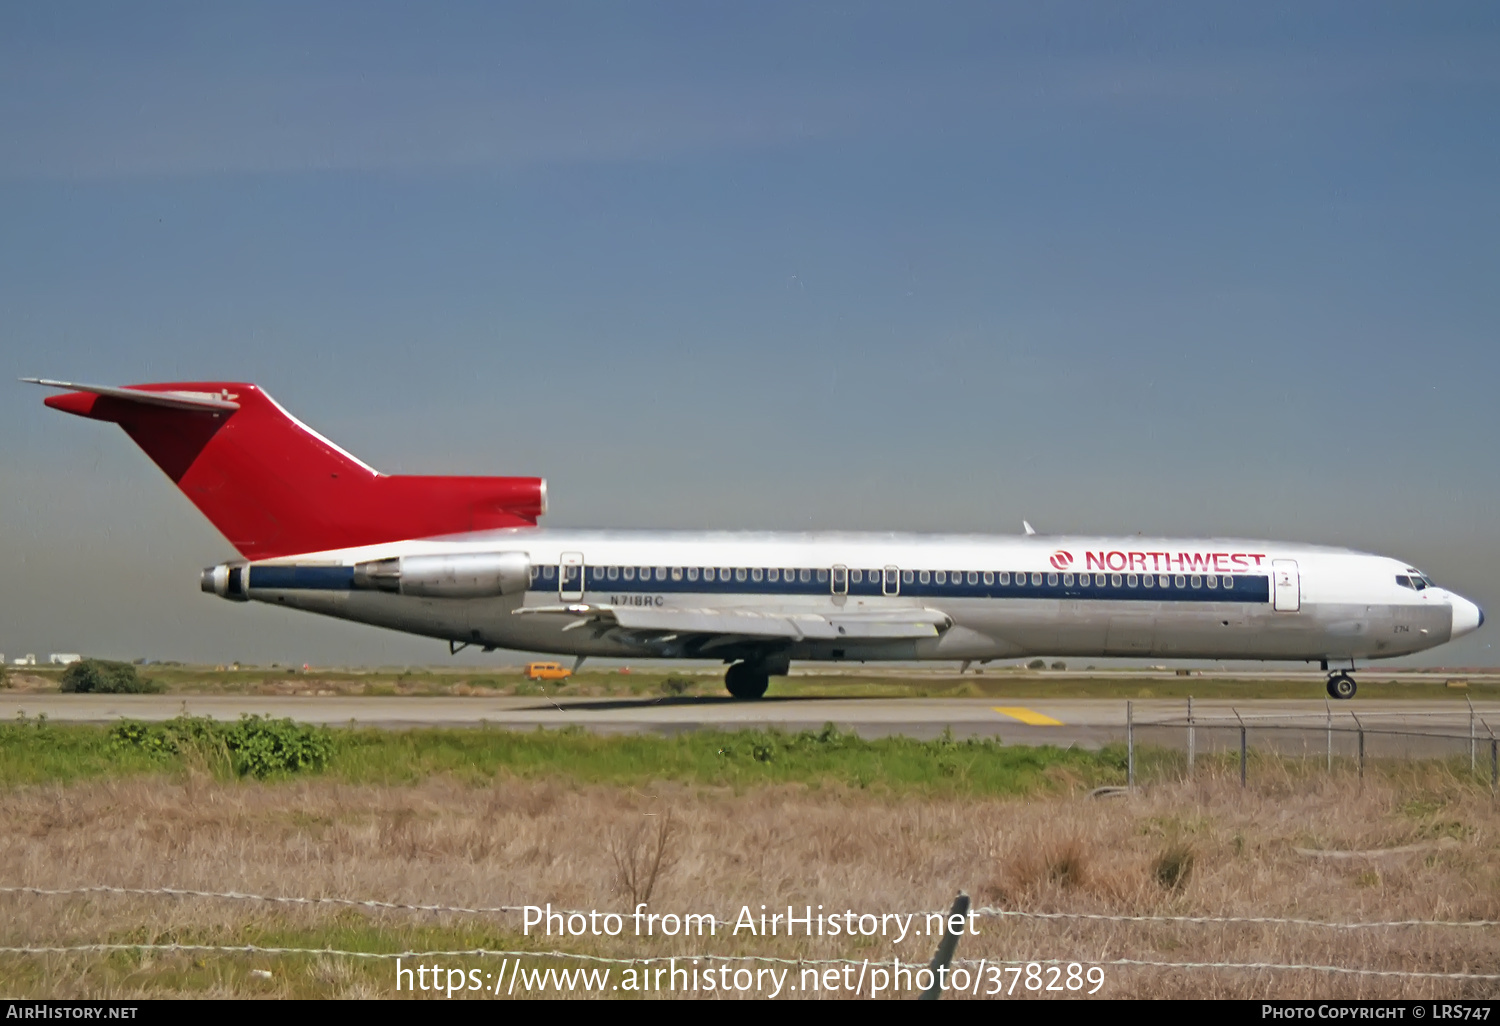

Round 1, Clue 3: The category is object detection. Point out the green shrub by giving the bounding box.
[60,659,163,694]
[1026,658,1047,670]
[109,715,333,778]
[226,716,334,777]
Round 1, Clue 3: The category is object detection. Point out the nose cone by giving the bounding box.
[1451,596,1485,639]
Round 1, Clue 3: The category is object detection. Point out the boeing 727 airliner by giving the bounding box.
[28,378,1484,700]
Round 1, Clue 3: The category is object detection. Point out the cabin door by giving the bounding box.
[1272,559,1301,612]
[559,552,585,601]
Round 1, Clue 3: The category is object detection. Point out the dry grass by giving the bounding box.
[1,767,1498,998]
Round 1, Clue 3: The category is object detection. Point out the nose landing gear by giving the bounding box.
[1326,673,1357,700]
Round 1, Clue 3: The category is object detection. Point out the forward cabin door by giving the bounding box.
[1272,559,1301,612]
[559,552,585,601]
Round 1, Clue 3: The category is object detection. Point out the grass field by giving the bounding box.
[8,664,1498,702]
[1,761,1497,999]
[4,679,1498,999]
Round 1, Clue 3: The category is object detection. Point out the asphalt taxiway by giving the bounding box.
[5,694,1495,752]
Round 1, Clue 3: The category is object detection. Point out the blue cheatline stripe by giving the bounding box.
[532,566,1272,604]
[244,560,1272,605]
[248,565,354,591]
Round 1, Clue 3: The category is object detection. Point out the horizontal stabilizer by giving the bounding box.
[23,378,241,411]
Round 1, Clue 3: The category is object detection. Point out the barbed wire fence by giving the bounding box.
[1,884,1498,987]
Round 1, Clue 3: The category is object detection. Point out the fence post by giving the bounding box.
[918,892,971,1000]
[1485,719,1498,798]
[1469,695,1477,777]
[1187,696,1195,778]
[1233,708,1246,788]
[1351,712,1365,786]
[1325,698,1333,774]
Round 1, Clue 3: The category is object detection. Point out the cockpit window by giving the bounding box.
[1398,573,1434,591]
[1396,575,1415,589]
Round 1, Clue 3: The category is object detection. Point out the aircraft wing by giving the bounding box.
[513,604,949,643]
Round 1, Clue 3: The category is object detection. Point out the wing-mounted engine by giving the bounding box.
[352,552,531,598]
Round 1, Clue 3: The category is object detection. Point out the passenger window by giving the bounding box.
[735,568,747,582]
[919,571,931,584]
[751,568,763,582]
[671,567,683,581]
[641,567,653,580]
[983,571,994,585]
[543,565,556,579]
[1142,574,1154,588]
[1206,575,1217,589]
[1063,573,1074,586]
[799,568,811,583]
[720,568,732,581]
[1190,575,1202,588]
[687,567,699,582]
[1031,573,1042,586]
[967,571,978,585]
[934,571,945,585]
[1224,576,1234,589]
[1047,573,1058,586]
[592,567,604,580]
[1111,573,1122,587]
[1175,575,1186,588]
[850,569,862,584]
[1127,574,1138,587]
[607,566,619,581]
[817,569,829,583]
[902,570,913,584]
[622,567,634,581]
[999,572,1010,585]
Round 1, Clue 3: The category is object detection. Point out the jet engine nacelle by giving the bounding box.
[352,552,531,598]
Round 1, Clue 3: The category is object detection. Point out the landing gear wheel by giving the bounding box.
[1326,673,1357,700]
[725,663,770,700]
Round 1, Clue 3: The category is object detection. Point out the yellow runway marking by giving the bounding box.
[992,706,1064,726]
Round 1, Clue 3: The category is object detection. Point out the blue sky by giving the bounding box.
[2,3,1497,666]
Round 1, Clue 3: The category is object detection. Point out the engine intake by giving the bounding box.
[352,552,531,598]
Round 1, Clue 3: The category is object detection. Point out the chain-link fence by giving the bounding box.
[1123,696,1499,790]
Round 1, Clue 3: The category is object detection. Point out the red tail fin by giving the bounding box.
[33,380,545,559]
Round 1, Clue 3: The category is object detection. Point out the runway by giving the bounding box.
[6,694,1497,751]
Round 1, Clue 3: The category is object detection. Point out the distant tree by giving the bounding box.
[60,659,163,694]
[1026,658,1047,670]
[1051,661,1067,670]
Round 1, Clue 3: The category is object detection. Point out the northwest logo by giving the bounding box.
[1050,550,1074,570]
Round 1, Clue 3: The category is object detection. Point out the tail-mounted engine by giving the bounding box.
[352,552,531,598]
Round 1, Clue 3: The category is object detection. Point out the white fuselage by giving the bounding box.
[206,529,1484,668]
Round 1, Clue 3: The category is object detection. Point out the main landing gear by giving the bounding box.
[1326,673,1357,701]
[724,662,770,700]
